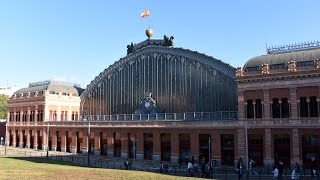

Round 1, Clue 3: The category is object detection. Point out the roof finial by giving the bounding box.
[146,28,153,39]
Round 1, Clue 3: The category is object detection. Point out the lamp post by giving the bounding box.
[46,122,49,158]
[5,121,7,155]
[131,137,136,169]
[245,121,249,171]
[87,122,90,166]
[208,136,211,164]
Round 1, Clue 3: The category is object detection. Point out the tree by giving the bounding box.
[0,94,8,119]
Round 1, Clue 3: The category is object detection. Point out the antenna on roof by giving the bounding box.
[265,32,269,54]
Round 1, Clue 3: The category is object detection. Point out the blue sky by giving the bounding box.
[0,0,319,88]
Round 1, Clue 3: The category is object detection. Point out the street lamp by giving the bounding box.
[87,122,91,166]
[245,121,249,171]
[46,122,50,158]
[131,137,136,169]
[208,136,211,165]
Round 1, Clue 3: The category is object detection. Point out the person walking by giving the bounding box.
[237,157,244,180]
[311,157,319,179]
[273,166,279,180]
[294,162,300,180]
[249,158,258,175]
[278,161,284,180]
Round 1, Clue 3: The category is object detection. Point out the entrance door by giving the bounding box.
[161,133,171,161]
[248,134,263,166]
[274,134,290,166]
[199,134,211,163]
[221,134,234,166]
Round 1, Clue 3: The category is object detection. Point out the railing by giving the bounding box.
[80,111,238,121]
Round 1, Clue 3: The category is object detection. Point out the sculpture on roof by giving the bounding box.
[163,35,174,47]
[127,42,135,55]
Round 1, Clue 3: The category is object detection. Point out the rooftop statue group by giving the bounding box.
[127,35,174,55]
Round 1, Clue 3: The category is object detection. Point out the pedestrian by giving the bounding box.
[201,161,205,178]
[193,162,199,177]
[249,158,258,175]
[191,155,195,165]
[205,162,210,178]
[187,161,193,176]
[311,157,319,179]
[124,159,129,170]
[278,161,284,180]
[159,162,164,173]
[237,157,244,180]
[294,162,300,180]
[273,166,279,180]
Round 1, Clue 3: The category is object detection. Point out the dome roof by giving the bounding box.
[243,48,320,71]
[13,81,82,98]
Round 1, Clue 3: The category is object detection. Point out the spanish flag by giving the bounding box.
[140,9,150,18]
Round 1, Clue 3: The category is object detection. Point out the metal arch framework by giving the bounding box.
[80,45,237,116]
[81,46,235,99]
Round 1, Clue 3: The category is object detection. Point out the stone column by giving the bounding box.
[35,106,38,122]
[71,130,77,154]
[94,130,101,156]
[26,129,30,148]
[263,89,271,119]
[136,131,144,160]
[212,133,221,165]
[42,127,47,150]
[170,131,179,163]
[20,111,23,123]
[82,130,88,154]
[190,133,199,159]
[264,129,272,166]
[19,129,23,148]
[121,132,128,158]
[253,102,256,119]
[107,131,114,157]
[34,128,38,150]
[238,90,245,120]
[7,111,10,122]
[153,131,161,161]
[290,88,298,118]
[291,129,301,165]
[5,126,10,146]
[236,128,246,165]
[61,130,67,153]
[27,108,31,123]
[12,127,16,147]
[52,130,57,151]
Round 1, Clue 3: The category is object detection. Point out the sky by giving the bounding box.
[0,0,319,88]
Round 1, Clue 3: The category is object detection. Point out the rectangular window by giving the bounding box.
[247,100,254,119]
[281,98,289,118]
[300,97,308,117]
[310,96,318,117]
[255,99,262,118]
[297,61,314,67]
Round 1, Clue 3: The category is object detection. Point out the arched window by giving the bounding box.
[247,100,254,119]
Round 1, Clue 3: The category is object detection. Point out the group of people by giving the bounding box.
[272,157,319,180]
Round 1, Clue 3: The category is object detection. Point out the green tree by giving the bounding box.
[0,94,8,119]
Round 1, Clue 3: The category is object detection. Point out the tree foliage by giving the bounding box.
[0,94,8,119]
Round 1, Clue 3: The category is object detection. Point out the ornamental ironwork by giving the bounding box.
[267,41,320,54]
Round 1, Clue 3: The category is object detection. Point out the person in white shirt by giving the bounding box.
[187,161,193,171]
[273,166,279,180]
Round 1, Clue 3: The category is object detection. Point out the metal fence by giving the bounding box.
[80,111,238,122]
